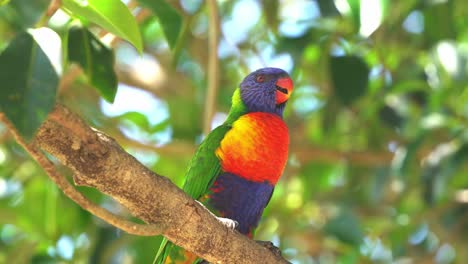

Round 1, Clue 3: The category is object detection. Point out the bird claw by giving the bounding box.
[193,201,238,230]
[217,217,239,230]
[256,240,283,258]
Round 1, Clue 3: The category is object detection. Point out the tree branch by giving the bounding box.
[0,112,163,236]
[46,0,61,17]
[203,0,220,135]
[28,104,288,264]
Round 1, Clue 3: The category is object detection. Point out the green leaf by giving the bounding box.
[379,104,404,128]
[395,133,426,177]
[68,26,118,103]
[2,0,51,28]
[119,111,152,131]
[0,31,58,140]
[324,207,363,246]
[118,112,170,135]
[424,1,456,44]
[422,142,468,205]
[330,55,369,105]
[61,0,143,53]
[317,0,340,17]
[139,0,183,49]
[346,0,360,29]
[301,161,346,196]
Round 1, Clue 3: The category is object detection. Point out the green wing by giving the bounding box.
[182,124,232,199]
[183,88,246,199]
[154,89,246,264]
[153,124,232,264]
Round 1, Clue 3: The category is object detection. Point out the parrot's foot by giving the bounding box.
[217,217,239,230]
[193,201,238,230]
[256,240,283,258]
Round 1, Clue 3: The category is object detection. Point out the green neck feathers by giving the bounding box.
[224,88,247,125]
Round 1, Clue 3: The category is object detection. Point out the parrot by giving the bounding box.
[154,67,293,264]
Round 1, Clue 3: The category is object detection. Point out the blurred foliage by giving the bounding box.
[0,0,468,263]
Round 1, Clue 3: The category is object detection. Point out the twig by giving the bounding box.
[35,0,62,27]
[46,0,62,17]
[0,112,163,236]
[202,0,220,135]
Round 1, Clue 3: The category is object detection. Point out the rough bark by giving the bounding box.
[34,104,289,264]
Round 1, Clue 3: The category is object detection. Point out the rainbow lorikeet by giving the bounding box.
[154,67,293,264]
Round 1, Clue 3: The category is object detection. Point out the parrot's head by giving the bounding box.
[238,67,293,117]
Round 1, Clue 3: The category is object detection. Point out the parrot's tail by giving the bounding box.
[153,238,170,264]
[153,238,200,264]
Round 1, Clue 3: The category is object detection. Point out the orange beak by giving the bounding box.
[275,77,293,104]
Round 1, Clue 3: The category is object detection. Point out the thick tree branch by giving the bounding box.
[31,104,289,264]
[0,113,162,236]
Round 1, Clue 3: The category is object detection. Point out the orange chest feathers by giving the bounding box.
[215,112,289,184]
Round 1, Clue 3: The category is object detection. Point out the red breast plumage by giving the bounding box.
[215,112,289,184]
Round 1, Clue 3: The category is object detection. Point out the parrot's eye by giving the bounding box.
[256,75,265,83]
